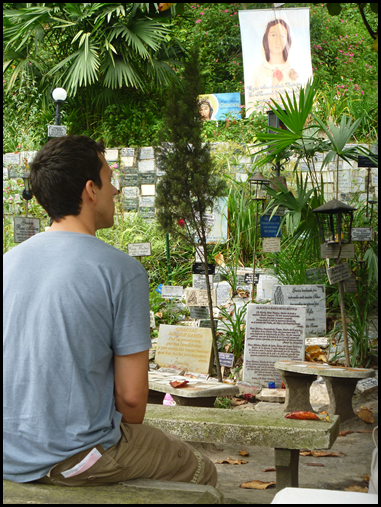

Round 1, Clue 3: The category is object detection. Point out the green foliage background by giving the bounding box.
[3,2,378,152]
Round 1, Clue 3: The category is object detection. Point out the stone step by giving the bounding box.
[3,479,223,504]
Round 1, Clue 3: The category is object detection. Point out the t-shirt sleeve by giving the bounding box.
[112,270,151,355]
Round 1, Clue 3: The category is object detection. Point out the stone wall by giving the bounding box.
[3,142,378,219]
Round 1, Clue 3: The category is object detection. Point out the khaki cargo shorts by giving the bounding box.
[35,422,217,487]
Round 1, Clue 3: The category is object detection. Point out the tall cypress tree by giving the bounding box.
[155,45,227,382]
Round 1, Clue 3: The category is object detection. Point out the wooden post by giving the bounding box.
[251,202,259,303]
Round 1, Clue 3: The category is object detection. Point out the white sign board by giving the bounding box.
[14,217,40,243]
[161,286,184,299]
[262,237,281,253]
[351,228,373,242]
[185,288,217,307]
[256,274,280,301]
[127,242,151,257]
[243,304,306,386]
[327,262,351,284]
[272,285,326,336]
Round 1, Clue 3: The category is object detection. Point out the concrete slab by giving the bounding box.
[3,479,223,504]
[148,372,239,398]
[257,389,286,403]
[144,405,340,450]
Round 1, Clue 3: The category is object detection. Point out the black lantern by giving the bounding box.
[249,172,271,201]
[22,172,33,201]
[312,199,356,245]
[267,109,287,134]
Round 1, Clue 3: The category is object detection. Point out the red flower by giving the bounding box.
[177,219,185,228]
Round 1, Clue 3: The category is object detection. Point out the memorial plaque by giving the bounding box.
[320,243,355,259]
[138,159,155,172]
[139,147,155,159]
[351,228,373,242]
[104,148,119,161]
[260,215,281,237]
[127,242,151,257]
[243,304,306,386]
[14,217,40,243]
[8,165,24,178]
[155,325,213,374]
[3,153,20,164]
[161,286,184,299]
[122,187,138,198]
[123,198,138,210]
[327,262,351,284]
[214,281,232,306]
[262,237,281,253]
[139,196,155,207]
[200,319,219,329]
[123,165,138,175]
[139,172,155,185]
[215,352,234,368]
[256,275,280,302]
[138,207,155,220]
[140,184,156,195]
[120,156,134,167]
[192,274,214,290]
[263,206,286,217]
[121,148,135,157]
[47,125,67,138]
[192,263,215,275]
[189,307,210,320]
[122,174,138,187]
[343,274,358,293]
[272,285,326,336]
[185,288,217,307]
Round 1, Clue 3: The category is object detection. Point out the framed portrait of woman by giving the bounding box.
[239,8,313,117]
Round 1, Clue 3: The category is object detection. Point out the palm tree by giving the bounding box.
[3,3,184,107]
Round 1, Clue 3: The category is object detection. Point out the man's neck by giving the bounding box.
[47,216,96,236]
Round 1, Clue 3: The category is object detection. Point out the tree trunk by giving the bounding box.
[201,240,223,382]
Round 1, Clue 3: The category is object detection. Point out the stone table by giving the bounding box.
[274,360,376,423]
[148,372,239,407]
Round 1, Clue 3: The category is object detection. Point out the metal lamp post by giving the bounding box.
[52,87,67,126]
[312,199,357,366]
[249,172,271,302]
[21,171,33,216]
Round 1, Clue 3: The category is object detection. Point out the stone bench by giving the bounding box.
[144,404,340,493]
[148,371,239,407]
[3,478,223,504]
[274,360,376,423]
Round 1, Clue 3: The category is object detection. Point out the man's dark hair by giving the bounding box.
[262,19,291,63]
[30,135,105,221]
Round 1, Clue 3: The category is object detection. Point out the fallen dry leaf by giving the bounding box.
[169,380,189,388]
[216,457,248,465]
[154,312,163,318]
[239,449,249,457]
[306,463,325,467]
[345,485,368,493]
[285,411,320,420]
[262,468,276,472]
[214,253,225,266]
[233,399,248,406]
[356,407,375,424]
[364,475,370,483]
[305,345,328,363]
[240,480,276,490]
[339,430,354,436]
[300,450,340,457]
[356,430,373,433]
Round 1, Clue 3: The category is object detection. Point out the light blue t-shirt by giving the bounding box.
[3,231,151,483]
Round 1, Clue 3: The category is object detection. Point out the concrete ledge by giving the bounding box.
[3,479,223,504]
[144,405,340,449]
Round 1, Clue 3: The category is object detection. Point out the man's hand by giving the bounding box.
[114,350,149,424]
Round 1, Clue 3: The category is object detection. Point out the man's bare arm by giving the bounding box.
[114,350,149,424]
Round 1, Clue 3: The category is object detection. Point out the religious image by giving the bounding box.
[239,8,313,116]
[198,93,241,121]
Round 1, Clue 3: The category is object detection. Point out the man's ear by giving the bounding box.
[83,180,97,204]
